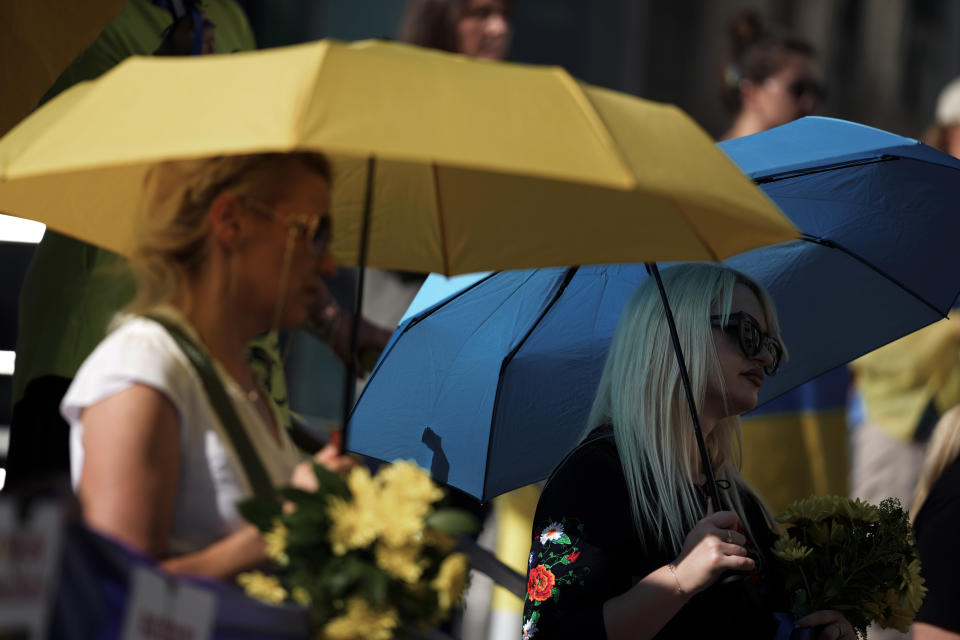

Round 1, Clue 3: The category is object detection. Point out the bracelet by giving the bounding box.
[666,563,686,598]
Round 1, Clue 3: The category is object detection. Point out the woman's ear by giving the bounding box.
[208,193,243,249]
[739,78,759,109]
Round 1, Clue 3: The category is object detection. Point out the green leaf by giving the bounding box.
[426,509,481,536]
[366,569,390,607]
[279,486,326,507]
[556,533,571,545]
[311,462,351,498]
[236,497,282,531]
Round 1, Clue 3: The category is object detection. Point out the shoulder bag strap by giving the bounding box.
[146,314,276,500]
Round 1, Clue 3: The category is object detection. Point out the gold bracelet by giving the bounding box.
[666,564,686,597]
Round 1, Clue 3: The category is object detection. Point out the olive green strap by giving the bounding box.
[146,314,276,500]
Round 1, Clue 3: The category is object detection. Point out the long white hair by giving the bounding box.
[911,404,960,520]
[584,263,784,554]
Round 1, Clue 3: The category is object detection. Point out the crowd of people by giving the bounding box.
[4,1,960,639]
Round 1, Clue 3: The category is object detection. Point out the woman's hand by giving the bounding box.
[796,610,856,640]
[289,442,357,491]
[671,502,754,595]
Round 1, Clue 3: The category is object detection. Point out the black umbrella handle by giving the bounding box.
[342,155,377,443]
[646,263,723,509]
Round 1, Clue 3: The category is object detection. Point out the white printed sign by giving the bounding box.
[0,501,65,640]
[121,567,216,640]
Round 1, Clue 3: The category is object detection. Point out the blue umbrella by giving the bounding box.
[347,117,960,501]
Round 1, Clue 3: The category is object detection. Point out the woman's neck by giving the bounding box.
[720,111,767,141]
[176,271,262,378]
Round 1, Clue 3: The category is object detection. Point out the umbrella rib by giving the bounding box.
[799,233,948,318]
[481,266,579,501]
[554,72,636,189]
[668,195,720,262]
[753,155,897,184]
[433,162,451,275]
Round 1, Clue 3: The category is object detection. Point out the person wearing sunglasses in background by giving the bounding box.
[719,10,824,142]
[62,152,353,579]
[522,264,854,639]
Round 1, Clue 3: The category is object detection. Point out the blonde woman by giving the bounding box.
[521,264,854,639]
[62,153,352,579]
[910,405,960,639]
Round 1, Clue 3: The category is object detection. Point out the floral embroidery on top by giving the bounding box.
[522,518,591,638]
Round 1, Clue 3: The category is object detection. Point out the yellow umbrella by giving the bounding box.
[0,0,128,137]
[0,39,796,274]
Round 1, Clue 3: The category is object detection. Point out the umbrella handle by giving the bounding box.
[647,264,755,584]
[645,263,722,508]
[341,156,377,442]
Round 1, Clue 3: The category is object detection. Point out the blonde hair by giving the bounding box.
[127,152,331,314]
[911,404,960,520]
[584,263,785,553]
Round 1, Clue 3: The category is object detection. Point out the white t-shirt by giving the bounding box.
[62,313,303,556]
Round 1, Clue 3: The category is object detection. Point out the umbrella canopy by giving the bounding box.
[347,117,960,501]
[0,39,794,274]
[0,0,127,137]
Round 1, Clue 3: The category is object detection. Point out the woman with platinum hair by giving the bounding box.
[522,263,854,639]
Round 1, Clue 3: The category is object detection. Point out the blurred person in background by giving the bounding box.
[401,0,512,61]
[848,77,960,639]
[909,404,960,640]
[923,77,960,157]
[719,10,823,142]
[715,10,847,524]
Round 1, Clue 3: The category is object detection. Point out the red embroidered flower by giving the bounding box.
[527,564,556,601]
[566,551,581,563]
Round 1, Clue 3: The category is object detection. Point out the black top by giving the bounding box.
[914,455,960,632]
[521,427,786,639]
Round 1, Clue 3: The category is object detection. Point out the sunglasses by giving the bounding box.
[787,79,826,102]
[710,312,783,376]
[238,197,332,255]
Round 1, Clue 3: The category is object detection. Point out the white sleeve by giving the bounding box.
[61,318,198,488]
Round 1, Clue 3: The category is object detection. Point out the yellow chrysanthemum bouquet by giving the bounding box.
[237,461,475,639]
[773,496,926,638]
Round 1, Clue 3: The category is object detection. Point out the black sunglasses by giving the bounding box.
[710,312,783,376]
[788,79,826,102]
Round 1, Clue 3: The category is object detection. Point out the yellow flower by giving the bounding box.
[237,571,287,605]
[882,587,913,633]
[347,466,381,507]
[899,558,926,618]
[328,462,446,555]
[772,536,813,562]
[839,497,880,523]
[432,553,469,611]
[328,496,380,555]
[375,462,443,548]
[778,495,880,525]
[320,598,398,640]
[292,587,312,607]
[377,461,444,507]
[376,542,426,583]
[264,518,290,566]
